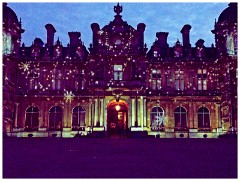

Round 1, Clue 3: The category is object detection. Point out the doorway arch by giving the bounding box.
[107,100,128,136]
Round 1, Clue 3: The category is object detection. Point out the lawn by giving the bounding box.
[2,137,238,178]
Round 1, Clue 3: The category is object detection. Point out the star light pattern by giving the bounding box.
[64,90,75,103]
[19,62,30,72]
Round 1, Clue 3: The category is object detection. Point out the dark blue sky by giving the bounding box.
[8,2,228,48]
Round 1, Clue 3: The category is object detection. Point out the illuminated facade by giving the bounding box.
[2,3,237,138]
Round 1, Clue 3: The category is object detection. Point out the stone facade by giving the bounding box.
[2,3,237,138]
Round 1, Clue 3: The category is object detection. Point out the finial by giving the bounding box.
[114,3,123,15]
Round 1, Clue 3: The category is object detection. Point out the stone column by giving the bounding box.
[14,103,19,127]
[143,98,147,127]
[94,99,98,126]
[100,99,104,126]
[88,99,92,127]
[165,102,168,127]
[216,103,221,128]
[139,97,143,129]
[67,103,71,127]
[189,102,193,128]
[193,103,198,128]
[131,98,136,127]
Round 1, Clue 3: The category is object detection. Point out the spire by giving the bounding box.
[113,3,123,22]
[114,3,123,15]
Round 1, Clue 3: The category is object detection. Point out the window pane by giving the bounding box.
[25,113,32,127]
[114,72,118,80]
[180,113,187,127]
[152,81,156,90]
[175,80,180,90]
[198,114,204,127]
[203,114,210,127]
[180,79,184,90]
[175,113,180,127]
[114,65,122,71]
[49,113,55,127]
[198,80,202,90]
[72,112,79,127]
[80,112,85,126]
[119,72,123,80]
[32,113,39,127]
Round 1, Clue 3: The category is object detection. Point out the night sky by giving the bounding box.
[7,1,229,48]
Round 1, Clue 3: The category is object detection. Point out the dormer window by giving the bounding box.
[153,51,158,57]
[114,37,122,46]
[76,46,84,59]
[114,65,123,80]
[2,32,12,55]
[31,46,40,58]
[54,46,62,58]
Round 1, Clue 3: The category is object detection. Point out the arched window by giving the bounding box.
[174,107,187,128]
[25,106,39,130]
[150,107,164,131]
[49,106,63,130]
[198,107,210,128]
[72,106,86,129]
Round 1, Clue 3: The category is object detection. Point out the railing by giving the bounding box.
[174,127,188,132]
[48,127,63,131]
[24,127,38,132]
[198,127,212,132]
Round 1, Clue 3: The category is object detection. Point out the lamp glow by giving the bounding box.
[115,105,121,111]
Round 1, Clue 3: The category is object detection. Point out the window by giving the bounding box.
[196,47,205,58]
[31,47,40,57]
[150,107,164,131]
[54,46,62,58]
[52,69,62,90]
[166,70,172,87]
[72,106,86,128]
[114,65,123,81]
[29,72,39,90]
[74,70,86,90]
[175,70,184,90]
[198,107,210,128]
[76,46,84,59]
[2,32,12,55]
[226,32,235,55]
[174,107,187,129]
[233,33,238,55]
[75,79,85,90]
[25,106,39,130]
[198,69,207,90]
[153,51,159,57]
[151,69,161,90]
[188,70,195,88]
[49,106,63,130]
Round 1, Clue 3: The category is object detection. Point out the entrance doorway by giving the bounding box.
[107,100,128,137]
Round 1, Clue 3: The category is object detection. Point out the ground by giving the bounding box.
[2,137,238,178]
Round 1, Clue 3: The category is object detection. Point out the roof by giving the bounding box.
[3,3,19,24]
[218,3,238,23]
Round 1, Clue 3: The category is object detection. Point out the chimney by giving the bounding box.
[156,32,169,47]
[91,23,100,48]
[180,24,191,47]
[45,24,56,46]
[68,32,81,47]
[137,23,146,50]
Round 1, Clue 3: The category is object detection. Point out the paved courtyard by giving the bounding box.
[3,137,237,178]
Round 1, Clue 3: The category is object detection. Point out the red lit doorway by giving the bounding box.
[107,100,128,136]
